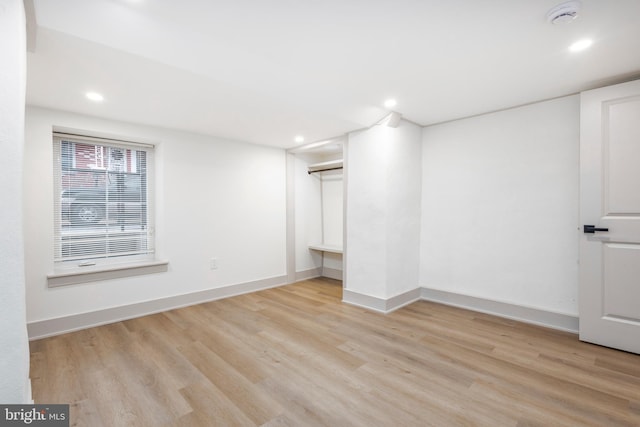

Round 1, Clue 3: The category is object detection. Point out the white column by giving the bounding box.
[0,0,31,403]
[344,120,422,309]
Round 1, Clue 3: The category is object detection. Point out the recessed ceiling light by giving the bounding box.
[569,39,593,52]
[384,99,397,109]
[86,92,104,102]
[294,135,305,143]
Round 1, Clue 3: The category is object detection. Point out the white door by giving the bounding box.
[580,79,640,354]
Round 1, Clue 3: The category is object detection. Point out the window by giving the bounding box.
[52,133,155,272]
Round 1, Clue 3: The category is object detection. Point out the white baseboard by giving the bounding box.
[321,267,343,281]
[296,266,342,281]
[342,289,387,312]
[343,286,578,333]
[27,275,287,340]
[28,277,579,340]
[343,287,421,314]
[420,287,579,333]
[295,267,322,282]
[388,288,423,312]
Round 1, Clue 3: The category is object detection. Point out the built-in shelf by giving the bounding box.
[308,244,343,254]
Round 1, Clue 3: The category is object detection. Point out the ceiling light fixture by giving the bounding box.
[546,1,581,24]
[384,99,397,109]
[294,135,305,143]
[86,92,104,102]
[569,38,593,52]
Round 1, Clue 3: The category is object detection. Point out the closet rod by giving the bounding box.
[307,166,343,174]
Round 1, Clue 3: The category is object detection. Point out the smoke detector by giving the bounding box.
[546,1,581,24]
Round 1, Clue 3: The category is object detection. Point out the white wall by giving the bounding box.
[346,120,422,299]
[0,0,31,403]
[321,173,344,275]
[420,95,580,315]
[321,174,343,246]
[293,156,322,274]
[24,107,287,326]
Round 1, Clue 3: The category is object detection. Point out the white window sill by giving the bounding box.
[47,260,169,288]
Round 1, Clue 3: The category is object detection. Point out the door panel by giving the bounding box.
[606,97,640,213]
[580,80,640,354]
[603,243,640,320]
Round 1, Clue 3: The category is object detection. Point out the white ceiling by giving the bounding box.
[26,0,640,149]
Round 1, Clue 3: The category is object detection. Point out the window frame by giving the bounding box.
[49,132,165,286]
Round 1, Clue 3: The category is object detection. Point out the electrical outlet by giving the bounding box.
[210,258,218,270]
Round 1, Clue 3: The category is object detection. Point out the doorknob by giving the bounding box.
[584,225,609,234]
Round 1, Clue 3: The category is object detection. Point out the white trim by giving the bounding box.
[24,0,37,53]
[295,267,322,282]
[343,289,387,312]
[344,286,578,333]
[52,127,158,148]
[47,260,169,287]
[420,287,579,333]
[29,274,287,339]
[341,137,349,290]
[342,288,421,314]
[387,288,422,312]
[294,266,342,281]
[29,277,580,340]
[321,267,343,281]
[286,152,296,284]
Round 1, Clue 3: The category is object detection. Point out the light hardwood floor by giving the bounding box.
[30,278,640,426]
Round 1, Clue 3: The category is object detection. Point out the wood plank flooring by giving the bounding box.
[30,278,640,426]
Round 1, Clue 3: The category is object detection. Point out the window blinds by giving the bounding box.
[52,133,154,267]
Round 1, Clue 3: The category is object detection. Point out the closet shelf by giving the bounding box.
[308,159,343,174]
[308,244,343,254]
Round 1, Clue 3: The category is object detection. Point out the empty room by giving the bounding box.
[2,0,640,425]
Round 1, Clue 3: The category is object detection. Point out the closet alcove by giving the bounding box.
[289,137,344,282]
